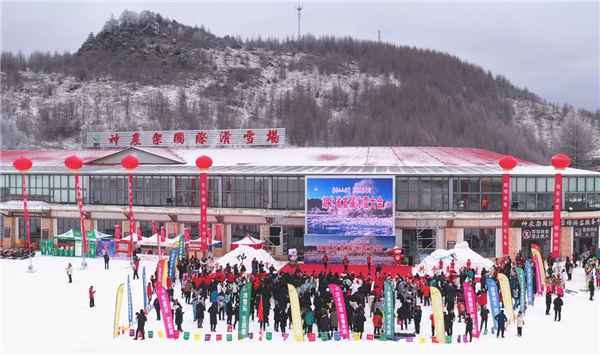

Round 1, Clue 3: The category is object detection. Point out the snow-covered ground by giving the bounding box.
[1,255,598,354]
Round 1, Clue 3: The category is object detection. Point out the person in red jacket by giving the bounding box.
[423,284,431,306]
[147,282,153,304]
[439,259,444,273]
[343,256,349,274]
[450,260,456,273]
[323,254,328,270]
[466,259,472,270]
[133,260,140,279]
[430,313,435,336]
[373,309,383,335]
[367,255,372,272]
[89,286,96,308]
[166,276,172,289]
[477,291,488,310]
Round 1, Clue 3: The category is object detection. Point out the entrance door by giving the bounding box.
[522,239,550,259]
[574,238,598,257]
[18,218,41,247]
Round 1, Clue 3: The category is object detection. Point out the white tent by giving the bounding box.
[230,235,264,250]
[135,233,179,246]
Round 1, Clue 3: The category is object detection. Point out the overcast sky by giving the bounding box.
[1,0,598,111]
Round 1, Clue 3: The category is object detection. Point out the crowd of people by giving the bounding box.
[82,244,599,342]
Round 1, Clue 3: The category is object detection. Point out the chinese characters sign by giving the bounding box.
[86,128,285,147]
[303,235,395,264]
[501,174,510,255]
[306,177,395,236]
[552,174,562,258]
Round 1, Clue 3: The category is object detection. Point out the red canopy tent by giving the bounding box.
[230,235,264,250]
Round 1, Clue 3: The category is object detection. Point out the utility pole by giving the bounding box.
[295,3,303,39]
[378,30,381,42]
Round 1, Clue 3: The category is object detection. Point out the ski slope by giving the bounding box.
[1,256,598,354]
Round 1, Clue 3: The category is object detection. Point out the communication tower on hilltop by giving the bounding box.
[295,3,303,39]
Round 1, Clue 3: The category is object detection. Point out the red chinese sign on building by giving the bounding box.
[87,129,286,148]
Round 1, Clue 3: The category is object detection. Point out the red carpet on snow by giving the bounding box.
[279,263,412,278]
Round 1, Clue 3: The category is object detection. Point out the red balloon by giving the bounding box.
[64,155,83,171]
[196,155,213,170]
[499,155,518,171]
[121,155,139,171]
[551,154,571,170]
[13,156,32,172]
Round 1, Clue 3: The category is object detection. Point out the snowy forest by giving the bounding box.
[1,10,599,169]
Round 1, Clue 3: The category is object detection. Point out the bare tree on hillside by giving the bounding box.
[557,114,597,169]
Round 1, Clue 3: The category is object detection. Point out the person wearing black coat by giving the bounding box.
[208,302,219,331]
[444,310,455,336]
[175,306,184,331]
[103,252,110,269]
[279,307,288,333]
[226,300,233,325]
[589,275,595,301]
[545,292,553,315]
[480,306,489,331]
[464,314,473,342]
[397,306,408,330]
[196,301,205,328]
[319,309,331,338]
[134,310,147,340]
[233,303,240,330]
[495,310,507,338]
[153,298,161,320]
[354,310,366,338]
[413,305,422,334]
[553,295,563,321]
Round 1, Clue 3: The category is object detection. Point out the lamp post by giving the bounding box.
[64,155,88,269]
[550,154,571,263]
[121,155,139,259]
[499,155,518,256]
[13,156,34,272]
[196,156,213,253]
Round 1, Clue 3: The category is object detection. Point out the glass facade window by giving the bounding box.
[222,176,268,208]
[133,176,173,207]
[231,224,260,242]
[97,220,122,236]
[464,228,496,257]
[90,176,127,205]
[57,218,80,234]
[511,177,554,211]
[175,176,218,207]
[565,177,600,211]
[19,218,41,244]
[51,175,85,204]
[396,177,449,211]
[272,177,305,210]
[453,177,501,212]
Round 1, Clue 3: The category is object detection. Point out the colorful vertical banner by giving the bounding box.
[127,275,133,325]
[160,226,166,261]
[184,228,191,243]
[525,261,534,305]
[128,173,135,256]
[215,224,222,240]
[497,273,514,324]
[143,267,147,310]
[115,225,122,240]
[486,278,501,332]
[156,286,175,338]
[156,259,165,288]
[179,235,185,260]
[238,283,252,340]
[430,286,445,343]
[384,281,395,339]
[74,174,87,254]
[152,221,158,238]
[531,244,547,291]
[552,174,562,259]
[113,283,125,338]
[502,174,510,255]
[288,284,304,342]
[169,248,179,280]
[200,172,208,251]
[462,283,479,336]
[162,257,169,287]
[137,226,142,241]
[516,267,526,314]
[329,284,349,339]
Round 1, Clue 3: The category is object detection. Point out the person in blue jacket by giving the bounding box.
[494,310,507,338]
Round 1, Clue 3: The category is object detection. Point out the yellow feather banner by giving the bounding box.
[287,284,304,342]
[498,273,515,324]
[162,257,169,286]
[113,283,124,338]
[430,286,445,343]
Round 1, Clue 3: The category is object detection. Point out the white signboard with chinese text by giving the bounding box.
[86,128,285,148]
